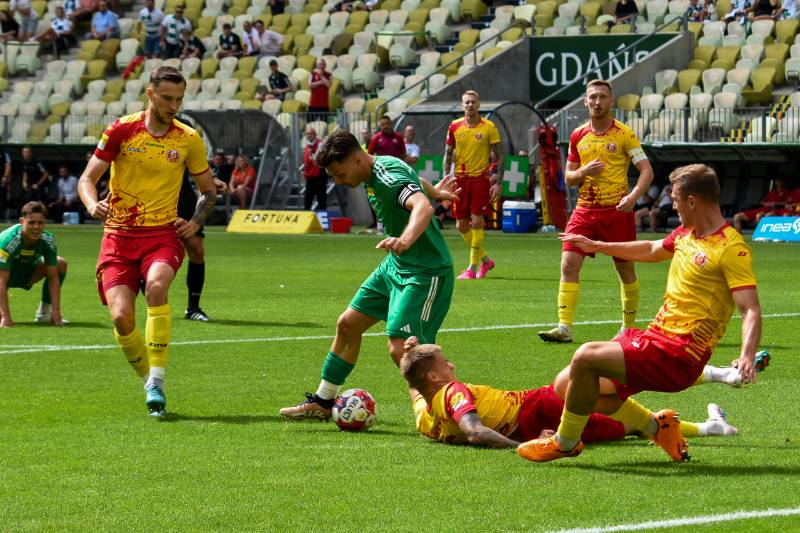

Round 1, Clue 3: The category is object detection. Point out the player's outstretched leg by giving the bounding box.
[679,404,738,437]
[280,309,378,420]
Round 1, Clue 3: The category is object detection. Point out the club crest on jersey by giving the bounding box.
[474,132,483,140]
[693,252,708,267]
[606,143,617,153]
[166,149,179,163]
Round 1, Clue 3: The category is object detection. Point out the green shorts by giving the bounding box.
[4,258,42,289]
[349,258,454,344]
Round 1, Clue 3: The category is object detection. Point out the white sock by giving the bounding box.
[146,366,165,389]
[315,380,339,400]
[703,365,741,387]
[555,432,580,451]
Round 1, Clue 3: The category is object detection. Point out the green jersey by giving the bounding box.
[366,156,452,275]
[0,224,58,271]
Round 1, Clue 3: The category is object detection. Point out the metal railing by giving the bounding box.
[539,106,800,144]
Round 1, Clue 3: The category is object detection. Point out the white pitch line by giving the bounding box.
[1,312,799,356]
[550,507,800,533]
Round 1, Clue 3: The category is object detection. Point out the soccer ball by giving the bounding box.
[332,388,376,432]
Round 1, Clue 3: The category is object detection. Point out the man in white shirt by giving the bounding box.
[48,166,81,223]
[11,0,39,41]
[404,124,420,165]
[160,6,192,58]
[774,0,799,19]
[138,0,164,58]
[33,5,74,52]
[254,19,284,57]
[241,19,260,56]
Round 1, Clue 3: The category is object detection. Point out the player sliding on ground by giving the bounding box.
[280,129,460,420]
[78,66,217,418]
[518,164,762,463]
[400,337,740,449]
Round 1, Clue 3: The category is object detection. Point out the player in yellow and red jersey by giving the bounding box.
[519,164,762,463]
[443,90,503,280]
[78,66,216,418]
[400,338,740,449]
[539,79,654,344]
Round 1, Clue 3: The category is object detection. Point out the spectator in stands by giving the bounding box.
[368,115,407,160]
[88,0,120,41]
[216,22,243,58]
[33,6,75,54]
[686,0,705,21]
[733,177,793,231]
[1,151,11,219]
[254,20,284,57]
[71,0,100,23]
[229,155,256,209]
[303,126,327,211]
[180,27,205,59]
[20,147,51,205]
[48,166,81,223]
[613,0,638,24]
[308,58,332,120]
[633,183,660,230]
[724,0,751,23]
[703,0,718,21]
[11,0,38,41]
[257,59,292,101]
[648,184,676,233]
[269,0,285,15]
[241,19,260,56]
[404,125,420,166]
[161,5,191,59]
[0,10,19,42]
[360,127,372,151]
[772,0,798,19]
[138,0,164,58]
[749,0,774,19]
[773,185,800,215]
[210,150,233,184]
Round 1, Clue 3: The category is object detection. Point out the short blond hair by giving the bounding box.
[586,79,612,95]
[399,344,442,392]
[462,90,480,100]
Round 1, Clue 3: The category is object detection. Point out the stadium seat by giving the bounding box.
[296,54,316,72]
[116,38,140,71]
[644,117,672,142]
[741,44,765,63]
[290,67,310,89]
[96,39,120,66]
[579,2,600,25]
[616,93,640,111]
[461,0,487,20]
[514,4,536,24]
[277,55,297,74]
[343,97,365,113]
[453,28,479,54]
[101,78,124,103]
[349,31,375,56]
[15,42,41,76]
[722,35,746,48]
[702,68,726,95]
[776,19,799,45]
[786,56,800,83]
[352,53,380,91]
[388,35,416,68]
[332,53,357,91]
[669,118,697,142]
[439,51,461,76]
[741,67,775,104]
[197,78,221,101]
[745,116,777,142]
[282,99,307,113]
[727,69,751,90]
[655,69,677,94]
[121,79,144,104]
[774,114,800,142]
[677,69,701,95]
[760,43,789,84]
[425,7,452,44]
[751,20,775,41]
[201,100,222,111]
[309,33,333,57]
[262,99,282,115]
[640,92,664,122]
[711,46,740,70]
[746,34,770,46]
[201,57,220,79]
[293,34,313,56]
[182,57,201,79]
[690,92,713,127]
[689,45,716,71]
[185,78,201,98]
[43,60,67,83]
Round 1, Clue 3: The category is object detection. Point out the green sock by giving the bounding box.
[320,351,354,386]
[41,271,66,305]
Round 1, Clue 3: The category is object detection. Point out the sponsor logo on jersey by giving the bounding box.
[127,147,145,153]
[20,249,33,256]
[401,324,412,333]
[166,149,179,163]
[450,391,468,412]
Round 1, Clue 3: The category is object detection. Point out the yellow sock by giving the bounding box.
[621,280,640,328]
[556,409,590,442]
[609,398,656,435]
[680,421,701,437]
[557,281,580,326]
[470,228,485,266]
[146,304,172,376]
[115,327,149,380]
[460,229,475,266]
[693,371,705,386]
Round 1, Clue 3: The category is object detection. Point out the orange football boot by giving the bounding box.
[651,409,690,462]
[517,436,584,462]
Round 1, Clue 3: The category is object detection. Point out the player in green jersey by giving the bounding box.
[280,129,460,420]
[0,201,68,327]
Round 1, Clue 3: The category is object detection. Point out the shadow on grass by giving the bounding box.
[11,321,107,329]
[206,319,325,329]
[161,413,285,425]
[558,461,800,478]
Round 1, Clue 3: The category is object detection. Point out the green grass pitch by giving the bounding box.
[1,225,799,532]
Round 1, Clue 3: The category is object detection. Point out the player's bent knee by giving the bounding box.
[57,256,67,271]
[571,343,604,372]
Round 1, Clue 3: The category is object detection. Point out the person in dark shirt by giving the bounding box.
[20,146,51,204]
[614,0,639,24]
[0,9,19,41]
[269,0,285,15]
[209,151,233,183]
[217,22,242,58]
[180,28,205,59]
[261,59,292,101]
[367,115,407,160]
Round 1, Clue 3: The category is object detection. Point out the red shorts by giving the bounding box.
[563,206,636,263]
[611,327,708,401]
[452,176,491,219]
[517,385,626,443]
[96,228,185,305]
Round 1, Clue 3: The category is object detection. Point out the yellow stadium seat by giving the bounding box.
[578,2,600,25]
[710,45,740,70]
[776,19,799,45]
[77,40,102,62]
[677,68,701,94]
[616,93,640,111]
[742,67,774,104]
[689,45,716,70]
[282,99,307,112]
[201,57,219,79]
[80,59,108,89]
[760,43,789,84]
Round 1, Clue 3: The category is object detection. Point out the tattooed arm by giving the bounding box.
[443,143,454,177]
[457,411,519,448]
[489,142,504,202]
[176,169,217,239]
